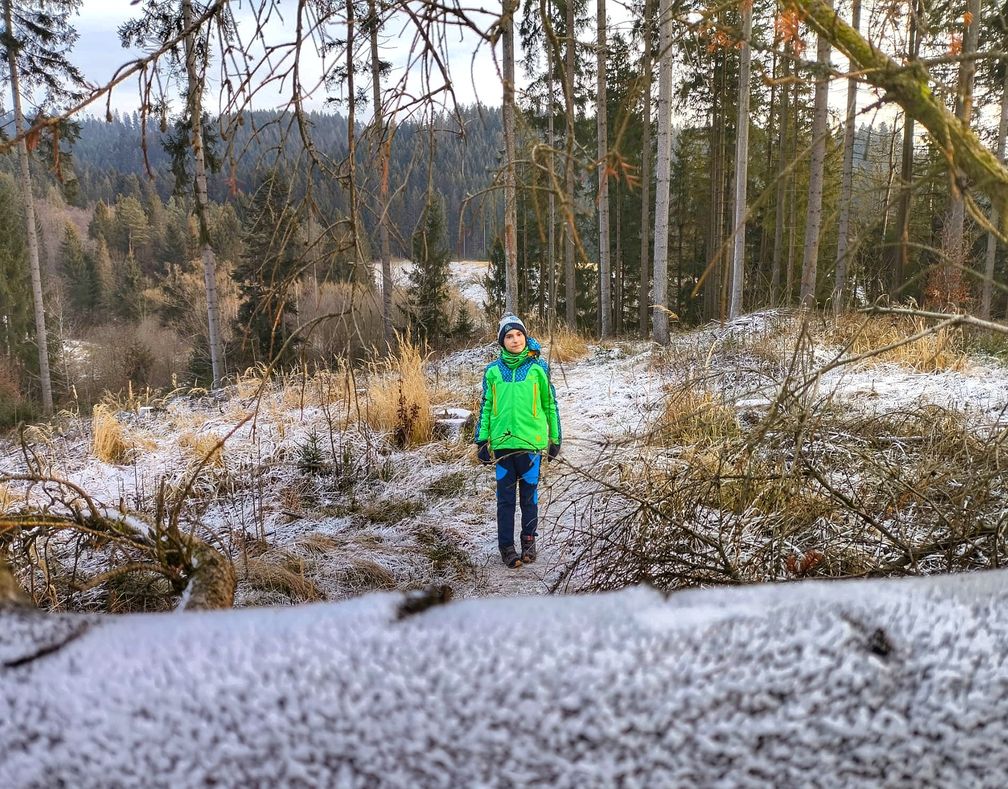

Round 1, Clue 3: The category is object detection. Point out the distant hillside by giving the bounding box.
[67,107,504,258]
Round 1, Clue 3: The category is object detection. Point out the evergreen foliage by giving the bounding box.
[0,175,32,366]
[407,192,452,344]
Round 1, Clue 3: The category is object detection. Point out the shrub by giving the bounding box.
[364,336,434,447]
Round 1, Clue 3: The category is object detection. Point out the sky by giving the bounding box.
[72,0,508,120]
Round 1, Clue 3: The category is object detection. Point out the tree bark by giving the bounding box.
[563,0,577,327]
[183,0,225,387]
[652,0,672,344]
[502,0,519,315]
[728,0,752,320]
[546,8,557,329]
[832,0,860,313]
[981,58,1008,320]
[596,0,611,336]
[4,0,53,415]
[639,0,654,336]
[770,56,791,305]
[892,0,920,296]
[798,1,832,308]
[369,0,394,347]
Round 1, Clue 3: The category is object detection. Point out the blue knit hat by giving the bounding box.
[497,313,527,346]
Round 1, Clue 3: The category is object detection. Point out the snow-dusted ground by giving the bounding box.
[3,311,1008,603]
[5,569,1008,786]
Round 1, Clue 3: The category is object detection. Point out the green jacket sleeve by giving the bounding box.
[540,362,561,444]
[476,366,492,443]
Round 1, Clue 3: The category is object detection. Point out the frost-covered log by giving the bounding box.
[3,571,1008,786]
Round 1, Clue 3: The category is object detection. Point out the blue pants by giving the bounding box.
[495,452,541,549]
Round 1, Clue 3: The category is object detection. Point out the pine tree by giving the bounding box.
[233,171,303,364]
[407,193,451,344]
[60,224,99,317]
[0,175,32,364]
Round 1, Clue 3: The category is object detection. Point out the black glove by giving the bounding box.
[547,442,561,461]
[476,441,492,464]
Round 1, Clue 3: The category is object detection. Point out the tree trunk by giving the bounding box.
[183,0,225,387]
[651,0,673,344]
[892,0,920,297]
[832,0,860,313]
[502,0,519,315]
[596,0,611,336]
[564,0,577,327]
[770,57,791,305]
[939,0,980,306]
[981,59,1008,320]
[369,0,394,347]
[4,0,53,415]
[728,0,752,320]
[546,10,557,329]
[798,4,831,308]
[639,0,653,337]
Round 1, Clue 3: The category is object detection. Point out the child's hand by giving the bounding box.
[476,441,492,464]
[547,442,561,461]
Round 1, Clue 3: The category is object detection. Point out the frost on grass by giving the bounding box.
[4,571,1008,786]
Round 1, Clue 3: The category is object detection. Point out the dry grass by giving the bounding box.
[339,557,396,591]
[825,312,967,372]
[178,432,225,468]
[364,336,434,447]
[656,386,741,448]
[0,483,14,512]
[244,555,323,602]
[544,325,590,363]
[91,405,132,463]
[236,363,272,399]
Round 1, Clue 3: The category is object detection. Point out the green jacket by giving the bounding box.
[476,340,561,451]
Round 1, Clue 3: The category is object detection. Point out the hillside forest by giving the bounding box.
[0,0,1005,424]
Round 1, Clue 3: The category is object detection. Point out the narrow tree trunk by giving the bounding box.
[502,0,519,314]
[651,0,673,344]
[638,0,653,336]
[596,0,611,336]
[832,0,860,312]
[615,179,623,333]
[564,0,577,327]
[183,0,224,386]
[728,0,752,320]
[546,11,557,329]
[3,0,52,414]
[798,5,832,308]
[369,0,394,346]
[940,0,980,306]
[893,0,919,296]
[770,57,791,305]
[981,59,1008,320]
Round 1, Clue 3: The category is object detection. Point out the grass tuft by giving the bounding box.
[544,325,590,363]
[179,432,225,468]
[365,336,434,447]
[244,555,323,602]
[825,312,967,372]
[91,405,131,463]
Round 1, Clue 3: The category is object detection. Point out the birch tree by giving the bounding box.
[652,0,673,344]
[596,0,611,335]
[798,1,832,307]
[728,0,752,320]
[832,0,860,312]
[502,0,519,314]
[1,0,85,414]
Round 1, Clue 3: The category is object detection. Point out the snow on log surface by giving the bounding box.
[3,570,1008,787]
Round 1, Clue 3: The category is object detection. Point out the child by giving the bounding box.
[475,314,562,568]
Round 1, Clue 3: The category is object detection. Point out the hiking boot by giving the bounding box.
[520,534,537,564]
[500,544,522,569]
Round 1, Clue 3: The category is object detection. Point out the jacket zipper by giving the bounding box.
[532,382,538,418]
[492,383,498,415]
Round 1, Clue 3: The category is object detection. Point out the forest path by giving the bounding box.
[461,343,662,598]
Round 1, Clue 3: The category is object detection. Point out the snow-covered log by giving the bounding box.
[3,571,1008,787]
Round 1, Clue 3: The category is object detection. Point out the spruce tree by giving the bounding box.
[60,224,99,317]
[0,175,31,364]
[407,193,451,345]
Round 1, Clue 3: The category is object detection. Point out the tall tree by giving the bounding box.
[832,0,861,312]
[596,0,611,335]
[408,193,451,344]
[563,0,577,327]
[798,1,832,307]
[0,175,31,365]
[981,52,1008,320]
[502,0,520,314]
[1,0,86,414]
[728,0,752,319]
[938,0,980,306]
[369,0,394,346]
[638,0,654,336]
[120,0,227,385]
[651,0,673,343]
[892,0,921,295]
